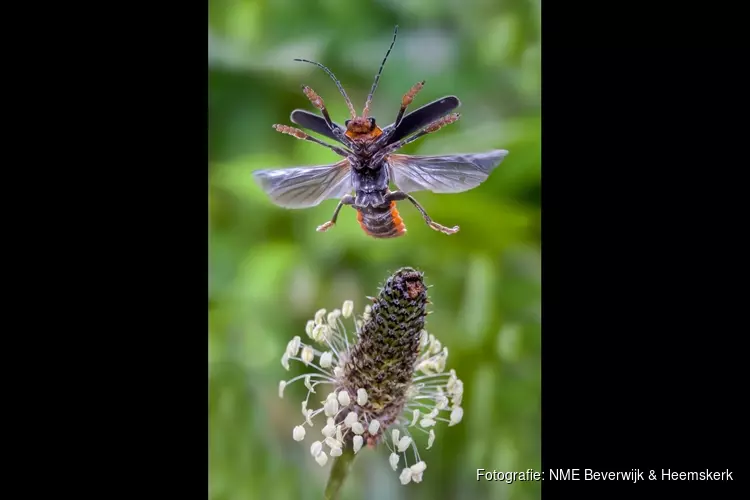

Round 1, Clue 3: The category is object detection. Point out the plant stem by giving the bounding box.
[324,447,357,500]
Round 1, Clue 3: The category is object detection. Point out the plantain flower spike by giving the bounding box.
[277,267,464,486]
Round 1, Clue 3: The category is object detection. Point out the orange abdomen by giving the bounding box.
[357,201,406,239]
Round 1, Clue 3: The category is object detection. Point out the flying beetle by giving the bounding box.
[252,25,508,239]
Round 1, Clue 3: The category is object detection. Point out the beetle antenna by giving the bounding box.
[294,58,357,119]
[363,25,398,118]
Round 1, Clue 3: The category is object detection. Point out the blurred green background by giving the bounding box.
[209,1,540,499]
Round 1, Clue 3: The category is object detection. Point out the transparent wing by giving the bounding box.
[386,150,508,194]
[252,159,352,209]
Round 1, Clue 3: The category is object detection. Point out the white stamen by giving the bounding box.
[329,447,342,457]
[293,425,305,441]
[338,390,351,406]
[451,382,464,406]
[410,409,420,426]
[301,346,314,365]
[368,419,380,435]
[399,468,413,485]
[344,411,358,427]
[281,352,290,371]
[278,381,286,398]
[312,324,328,343]
[320,351,333,368]
[356,388,368,406]
[325,436,342,450]
[397,436,412,453]
[321,422,336,438]
[304,375,316,394]
[420,329,429,349]
[286,336,301,357]
[427,430,435,449]
[314,309,326,325]
[315,451,328,466]
[353,435,363,453]
[351,422,364,435]
[327,310,341,328]
[305,320,315,338]
[420,418,436,428]
[449,407,463,426]
[389,452,400,471]
[310,441,322,457]
[324,393,339,417]
[411,461,427,474]
[342,300,354,318]
[431,338,442,355]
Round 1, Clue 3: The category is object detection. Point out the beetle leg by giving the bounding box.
[383,113,460,153]
[316,195,355,232]
[387,191,460,235]
[380,81,426,143]
[301,85,352,144]
[272,124,351,156]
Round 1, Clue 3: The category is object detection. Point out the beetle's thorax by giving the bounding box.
[351,160,389,208]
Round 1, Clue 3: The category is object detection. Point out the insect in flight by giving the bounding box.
[252,25,508,239]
